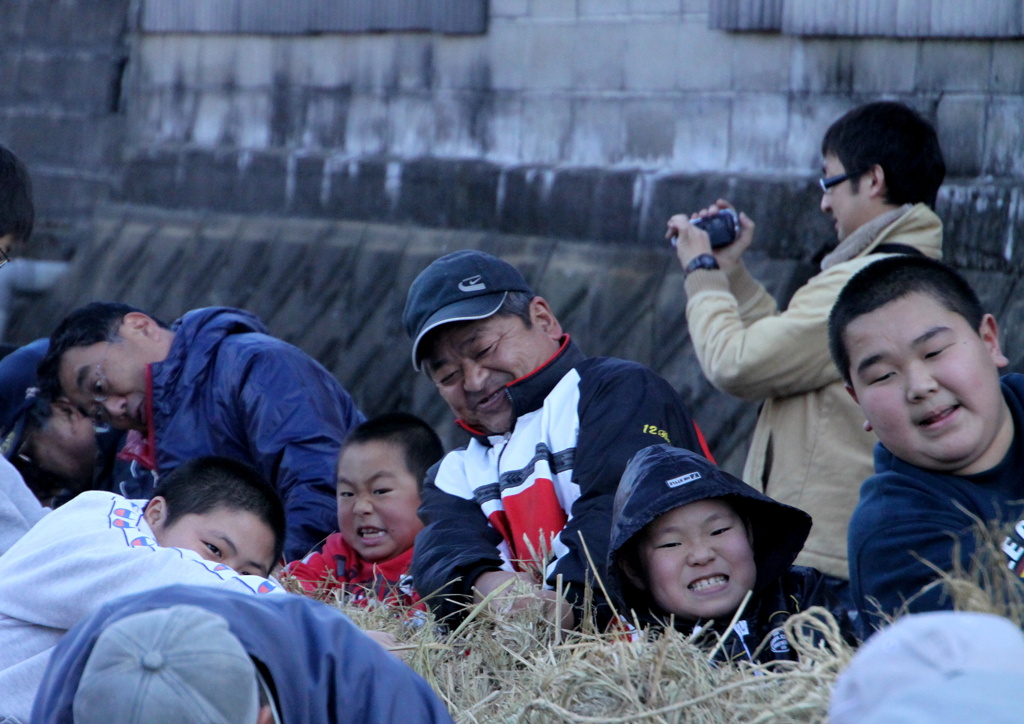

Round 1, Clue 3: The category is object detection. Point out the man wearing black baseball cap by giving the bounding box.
[403,249,712,628]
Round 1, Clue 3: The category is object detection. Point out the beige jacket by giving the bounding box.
[684,203,943,579]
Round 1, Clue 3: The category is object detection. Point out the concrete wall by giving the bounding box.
[4,1,1024,471]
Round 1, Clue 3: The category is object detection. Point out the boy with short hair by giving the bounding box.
[0,456,285,721]
[607,445,854,664]
[828,255,1020,625]
[287,413,443,608]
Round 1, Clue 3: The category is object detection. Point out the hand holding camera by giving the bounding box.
[666,199,755,274]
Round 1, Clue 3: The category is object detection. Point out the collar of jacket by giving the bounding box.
[456,335,583,445]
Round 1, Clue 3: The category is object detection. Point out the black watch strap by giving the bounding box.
[684,253,720,275]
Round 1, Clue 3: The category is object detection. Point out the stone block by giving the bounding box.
[191,91,232,146]
[518,95,572,164]
[675,24,731,92]
[786,95,851,172]
[321,157,391,221]
[302,89,352,150]
[432,37,491,91]
[529,0,577,19]
[917,41,992,93]
[624,99,676,162]
[433,89,495,158]
[491,0,530,17]
[393,158,500,230]
[117,150,182,207]
[789,39,856,94]
[991,43,1024,94]
[487,93,523,162]
[234,151,288,214]
[983,97,1024,177]
[302,37,351,89]
[488,20,529,91]
[729,34,794,93]
[395,36,436,92]
[196,37,239,89]
[623,22,680,91]
[525,24,575,91]
[936,184,1018,271]
[349,35,399,94]
[344,96,390,156]
[179,150,241,212]
[671,95,730,172]
[289,154,326,216]
[496,166,549,236]
[630,0,682,14]
[566,97,624,165]
[388,95,437,157]
[936,95,986,177]
[727,94,789,171]
[579,0,629,17]
[850,39,917,94]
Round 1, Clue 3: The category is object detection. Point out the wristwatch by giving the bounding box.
[684,253,720,275]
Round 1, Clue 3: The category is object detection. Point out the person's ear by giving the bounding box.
[528,297,563,341]
[120,312,163,341]
[979,313,1009,369]
[143,495,169,531]
[864,163,887,200]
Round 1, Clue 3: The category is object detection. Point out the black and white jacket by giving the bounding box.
[411,336,710,624]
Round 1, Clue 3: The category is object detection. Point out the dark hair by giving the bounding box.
[343,413,444,490]
[150,456,286,565]
[0,144,34,244]
[821,101,945,208]
[829,256,983,385]
[37,302,166,400]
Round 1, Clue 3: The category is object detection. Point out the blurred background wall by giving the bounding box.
[1,0,1023,471]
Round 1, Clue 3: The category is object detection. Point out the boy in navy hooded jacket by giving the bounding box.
[608,445,856,664]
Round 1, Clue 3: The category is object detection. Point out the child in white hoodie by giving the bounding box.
[0,456,285,723]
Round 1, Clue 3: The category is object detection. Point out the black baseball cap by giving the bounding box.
[403,250,534,370]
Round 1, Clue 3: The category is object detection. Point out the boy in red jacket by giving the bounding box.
[287,413,443,608]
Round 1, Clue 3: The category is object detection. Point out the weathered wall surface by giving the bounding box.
[3,1,1024,471]
[0,0,130,232]
[116,1,1024,258]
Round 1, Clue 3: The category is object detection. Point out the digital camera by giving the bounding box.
[690,208,740,249]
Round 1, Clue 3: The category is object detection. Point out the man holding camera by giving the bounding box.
[667,101,945,600]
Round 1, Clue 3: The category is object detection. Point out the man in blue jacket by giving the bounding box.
[38,303,365,561]
[32,584,455,723]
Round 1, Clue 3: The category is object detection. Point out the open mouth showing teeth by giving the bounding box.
[689,575,727,592]
[358,528,386,539]
[919,405,958,426]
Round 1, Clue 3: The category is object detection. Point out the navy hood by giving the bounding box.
[0,338,49,459]
[607,444,812,618]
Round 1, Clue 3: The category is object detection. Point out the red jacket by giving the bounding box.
[286,533,421,609]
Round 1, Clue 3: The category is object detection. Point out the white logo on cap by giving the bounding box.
[666,472,701,488]
[458,275,487,292]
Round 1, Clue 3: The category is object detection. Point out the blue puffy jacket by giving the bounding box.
[150,307,364,560]
[32,585,455,723]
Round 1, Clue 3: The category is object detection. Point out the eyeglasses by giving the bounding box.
[819,172,860,193]
[0,247,11,270]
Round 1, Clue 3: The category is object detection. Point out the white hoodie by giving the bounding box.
[0,490,282,722]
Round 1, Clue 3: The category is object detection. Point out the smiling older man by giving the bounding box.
[403,250,712,628]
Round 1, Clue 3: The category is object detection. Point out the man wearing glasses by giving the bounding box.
[665,101,945,607]
[36,303,365,562]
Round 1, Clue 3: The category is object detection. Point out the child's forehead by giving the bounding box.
[845,292,967,352]
[646,497,739,531]
[337,439,415,478]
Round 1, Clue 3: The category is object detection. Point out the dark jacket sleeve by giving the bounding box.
[228,342,365,561]
[410,459,507,622]
[558,358,710,625]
